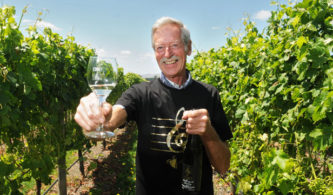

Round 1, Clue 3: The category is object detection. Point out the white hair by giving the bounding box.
[151,17,191,53]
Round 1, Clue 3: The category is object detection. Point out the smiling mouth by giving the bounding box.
[164,59,178,64]
[162,56,180,65]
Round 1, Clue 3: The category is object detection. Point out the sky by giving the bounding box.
[3,0,291,76]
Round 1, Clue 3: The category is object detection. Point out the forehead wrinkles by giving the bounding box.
[153,24,182,44]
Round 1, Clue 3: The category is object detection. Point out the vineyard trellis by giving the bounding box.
[0,5,145,194]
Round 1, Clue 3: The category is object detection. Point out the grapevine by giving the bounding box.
[188,0,332,193]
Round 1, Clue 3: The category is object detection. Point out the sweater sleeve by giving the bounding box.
[115,85,140,122]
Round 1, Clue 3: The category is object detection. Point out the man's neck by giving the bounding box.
[160,71,192,90]
[167,74,187,86]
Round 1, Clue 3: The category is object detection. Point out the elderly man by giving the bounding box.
[75,16,232,194]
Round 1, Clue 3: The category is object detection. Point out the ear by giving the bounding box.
[186,40,192,56]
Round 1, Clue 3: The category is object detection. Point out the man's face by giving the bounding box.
[153,24,191,79]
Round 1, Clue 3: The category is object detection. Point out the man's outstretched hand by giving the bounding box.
[74,92,113,131]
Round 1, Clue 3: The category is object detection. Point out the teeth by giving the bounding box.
[165,60,177,64]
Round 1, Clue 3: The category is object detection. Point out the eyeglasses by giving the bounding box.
[154,42,184,54]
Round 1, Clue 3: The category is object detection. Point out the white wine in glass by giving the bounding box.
[85,56,118,140]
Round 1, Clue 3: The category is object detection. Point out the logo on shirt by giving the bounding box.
[150,107,188,153]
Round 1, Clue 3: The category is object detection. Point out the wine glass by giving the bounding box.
[85,55,118,140]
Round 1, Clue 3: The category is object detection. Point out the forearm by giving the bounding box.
[104,105,128,131]
[200,126,231,175]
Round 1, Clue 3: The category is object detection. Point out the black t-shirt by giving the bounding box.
[116,78,232,195]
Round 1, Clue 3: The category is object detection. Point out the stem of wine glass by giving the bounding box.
[97,100,104,132]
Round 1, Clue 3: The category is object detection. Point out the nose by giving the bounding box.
[164,46,173,58]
